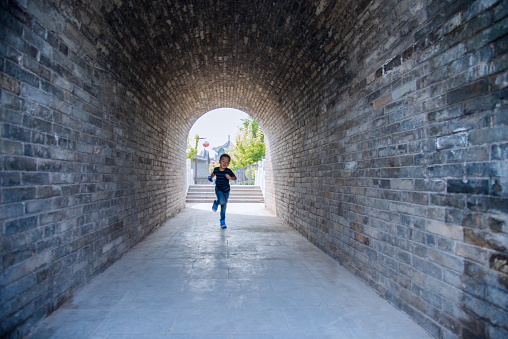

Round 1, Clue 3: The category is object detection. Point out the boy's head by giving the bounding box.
[219,154,231,168]
[219,154,231,162]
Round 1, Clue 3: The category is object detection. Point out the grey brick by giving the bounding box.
[2,186,35,203]
[466,162,497,177]
[413,256,443,279]
[463,293,508,328]
[440,147,489,163]
[27,22,47,43]
[438,237,455,253]
[446,79,489,105]
[5,61,39,88]
[58,41,69,56]
[465,228,508,252]
[466,15,508,52]
[1,73,21,95]
[0,11,23,36]
[41,79,64,101]
[467,195,489,211]
[0,203,24,219]
[469,126,508,145]
[5,31,38,59]
[0,172,21,186]
[38,211,63,225]
[23,115,52,132]
[4,216,37,236]
[429,248,464,272]
[4,156,37,171]
[487,197,508,213]
[446,209,482,228]
[412,283,442,308]
[447,179,489,195]
[2,244,38,268]
[2,124,31,142]
[25,199,51,214]
[0,139,23,155]
[431,193,466,209]
[22,56,51,81]
[24,144,51,158]
[415,179,446,192]
[37,160,62,172]
[436,132,468,150]
[427,164,464,178]
[73,85,91,103]
[0,273,35,304]
[30,131,45,144]
[445,10,493,48]
[22,172,49,186]
[36,186,62,199]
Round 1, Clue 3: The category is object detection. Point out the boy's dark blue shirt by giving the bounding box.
[213,167,235,193]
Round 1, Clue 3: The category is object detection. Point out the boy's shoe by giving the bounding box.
[212,202,218,212]
[220,220,227,228]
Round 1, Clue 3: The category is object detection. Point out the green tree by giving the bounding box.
[229,118,265,171]
[186,134,199,160]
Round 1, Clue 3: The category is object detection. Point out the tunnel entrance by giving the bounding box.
[185,107,267,204]
[1,1,507,338]
[186,107,251,185]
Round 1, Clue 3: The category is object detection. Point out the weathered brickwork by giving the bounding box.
[1,0,507,338]
[269,1,508,338]
[0,1,187,337]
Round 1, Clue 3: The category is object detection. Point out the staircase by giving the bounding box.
[186,185,264,203]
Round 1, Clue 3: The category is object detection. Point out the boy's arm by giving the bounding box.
[225,169,237,181]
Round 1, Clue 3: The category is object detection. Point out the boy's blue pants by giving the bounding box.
[215,187,230,221]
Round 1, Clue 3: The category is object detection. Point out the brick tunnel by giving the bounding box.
[1,0,507,338]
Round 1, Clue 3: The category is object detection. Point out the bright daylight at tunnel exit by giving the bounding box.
[1,0,507,338]
[185,107,267,205]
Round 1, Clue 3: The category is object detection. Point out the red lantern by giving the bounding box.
[203,141,209,147]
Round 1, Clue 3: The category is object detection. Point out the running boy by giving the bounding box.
[208,154,237,228]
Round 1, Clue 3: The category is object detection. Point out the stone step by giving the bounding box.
[187,189,264,193]
[186,185,264,203]
[186,198,265,203]
[188,185,262,190]
[188,194,265,198]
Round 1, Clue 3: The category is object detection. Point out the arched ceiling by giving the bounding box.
[61,0,373,131]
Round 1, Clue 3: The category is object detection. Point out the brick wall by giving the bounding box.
[0,1,187,337]
[1,0,507,338]
[269,1,508,338]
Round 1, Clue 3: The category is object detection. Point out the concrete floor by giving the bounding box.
[28,203,432,339]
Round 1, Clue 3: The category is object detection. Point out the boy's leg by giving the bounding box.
[215,189,229,228]
[215,188,225,215]
[213,187,221,212]
[219,190,230,222]
[220,204,226,222]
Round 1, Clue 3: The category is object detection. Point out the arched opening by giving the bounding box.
[186,107,249,184]
[185,107,269,205]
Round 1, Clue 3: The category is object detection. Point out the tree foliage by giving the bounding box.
[229,118,265,171]
[186,134,199,160]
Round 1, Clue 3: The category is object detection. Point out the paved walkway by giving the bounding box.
[29,203,432,339]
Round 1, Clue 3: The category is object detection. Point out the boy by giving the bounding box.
[208,154,237,228]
